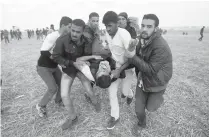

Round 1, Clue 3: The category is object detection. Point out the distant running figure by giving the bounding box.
[198,26,205,41]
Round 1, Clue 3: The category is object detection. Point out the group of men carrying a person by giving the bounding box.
[36,11,173,135]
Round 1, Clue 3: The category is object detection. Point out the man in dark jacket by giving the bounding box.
[52,19,101,130]
[127,14,173,135]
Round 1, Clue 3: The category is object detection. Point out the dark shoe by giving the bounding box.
[127,97,133,105]
[121,93,126,98]
[107,117,120,130]
[91,81,95,87]
[36,104,47,118]
[136,113,146,127]
[131,122,146,136]
[84,94,92,104]
[61,116,78,130]
[55,100,64,107]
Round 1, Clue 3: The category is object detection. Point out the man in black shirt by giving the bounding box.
[52,19,101,130]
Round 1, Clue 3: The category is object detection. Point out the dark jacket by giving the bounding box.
[52,33,92,75]
[128,31,173,92]
[126,24,137,39]
[83,25,111,56]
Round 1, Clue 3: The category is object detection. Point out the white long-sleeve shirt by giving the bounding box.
[105,28,136,68]
[40,31,60,51]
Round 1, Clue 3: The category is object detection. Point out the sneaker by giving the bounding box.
[121,93,126,99]
[131,122,146,136]
[36,104,47,118]
[127,97,133,105]
[107,117,120,130]
[61,116,78,130]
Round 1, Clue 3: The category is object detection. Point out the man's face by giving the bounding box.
[118,16,127,28]
[70,24,84,41]
[105,22,118,36]
[141,19,157,39]
[61,23,71,34]
[89,17,99,30]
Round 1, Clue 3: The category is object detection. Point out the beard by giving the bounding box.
[141,31,154,40]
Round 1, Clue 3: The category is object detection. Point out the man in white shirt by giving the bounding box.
[102,11,136,129]
[36,16,72,118]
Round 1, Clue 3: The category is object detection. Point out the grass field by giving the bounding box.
[1,32,209,137]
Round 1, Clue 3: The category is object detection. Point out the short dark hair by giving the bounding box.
[96,75,111,88]
[60,16,72,28]
[118,12,128,20]
[50,24,55,30]
[143,14,159,27]
[89,12,99,19]
[72,19,86,29]
[102,11,118,25]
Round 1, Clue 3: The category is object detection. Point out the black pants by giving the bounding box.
[4,36,9,44]
[135,83,165,125]
[199,33,203,41]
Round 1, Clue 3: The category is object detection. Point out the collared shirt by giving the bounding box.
[52,33,92,75]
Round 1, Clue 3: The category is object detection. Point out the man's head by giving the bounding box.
[203,26,205,28]
[89,12,99,30]
[96,61,111,88]
[70,19,86,41]
[141,14,159,40]
[102,11,118,36]
[50,24,55,30]
[59,16,72,34]
[118,12,128,28]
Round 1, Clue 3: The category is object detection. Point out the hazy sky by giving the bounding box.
[1,0,209,30]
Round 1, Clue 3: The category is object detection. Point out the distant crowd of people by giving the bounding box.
[1,29,22,44]
[35,25,55,40]
[1,24,57,44]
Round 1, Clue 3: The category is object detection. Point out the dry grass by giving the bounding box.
[1,32,209,137]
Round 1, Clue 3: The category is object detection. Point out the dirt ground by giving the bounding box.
[1,32,209,137]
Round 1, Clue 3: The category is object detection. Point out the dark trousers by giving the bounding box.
[4,36,9,44]
[199,33,203,41]
[135,83,165,125]
[36,66,62,107]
